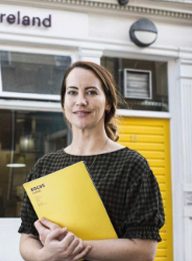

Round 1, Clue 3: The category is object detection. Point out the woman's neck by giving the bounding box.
[65,132,124,156]
[66,130,110,155]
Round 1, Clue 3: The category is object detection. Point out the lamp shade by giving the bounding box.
[6,163,26,168]
[20,135,35,152]
[118,0,129,5]
[129,18,158,47]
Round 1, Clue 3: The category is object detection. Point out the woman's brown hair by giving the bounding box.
[61,61,119,141]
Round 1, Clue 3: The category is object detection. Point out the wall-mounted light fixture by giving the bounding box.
[20,135,35,152]
[6,163,26,168]
[117,0,129,6]
[129,18,158,47]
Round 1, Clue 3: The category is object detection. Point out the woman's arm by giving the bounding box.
[20,233,45,261]
[34,218,157,261]
[85,238,157,261]
[20,228,91,261]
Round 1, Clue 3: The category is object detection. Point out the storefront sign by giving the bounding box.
[0,11,52,28]
[0,6,88,39]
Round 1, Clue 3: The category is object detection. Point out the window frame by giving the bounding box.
[0,48,75,101]
[123,68,152,100]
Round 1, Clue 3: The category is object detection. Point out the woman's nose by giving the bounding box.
[75,94,88,106]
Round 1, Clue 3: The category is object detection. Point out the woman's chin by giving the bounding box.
[73,122,97,131]
[73,123,90,130]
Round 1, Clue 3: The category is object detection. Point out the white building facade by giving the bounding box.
[0,0,192,260]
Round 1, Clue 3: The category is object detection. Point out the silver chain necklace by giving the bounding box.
[67,139,108,171]
[68,153,97,171]
[85,155,97,171]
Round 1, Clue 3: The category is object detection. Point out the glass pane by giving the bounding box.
[124,69,152,99]
[101,56,169,112]
[0,109,69,217]
[0,51,71,95]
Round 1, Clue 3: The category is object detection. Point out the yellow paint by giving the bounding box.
[118,117,173,261]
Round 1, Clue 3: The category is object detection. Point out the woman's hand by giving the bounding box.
[34,218,63,245]
[34,218,91,261]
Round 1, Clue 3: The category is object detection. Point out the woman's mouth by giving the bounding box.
[73,110,91,117]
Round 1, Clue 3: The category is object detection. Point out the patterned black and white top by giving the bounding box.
[18,147,165,241]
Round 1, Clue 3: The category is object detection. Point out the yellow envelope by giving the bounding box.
[23,161,117,240]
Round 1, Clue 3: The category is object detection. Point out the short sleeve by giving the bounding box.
[122,155,165,241]
[18,159,43,235]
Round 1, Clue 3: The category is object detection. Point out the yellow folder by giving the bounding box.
[23,161,117,240]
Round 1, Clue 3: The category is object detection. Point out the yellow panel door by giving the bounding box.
[118,117,173,261]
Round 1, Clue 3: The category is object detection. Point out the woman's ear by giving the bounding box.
[105,103,111,112]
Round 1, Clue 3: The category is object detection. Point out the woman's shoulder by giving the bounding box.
[96,146,149,170]
[42,148,65,159]
[26,149,67,186]
[107,146,147,162]
[123,147,150,169]
[36,148,65,163]
[33,149,66,172]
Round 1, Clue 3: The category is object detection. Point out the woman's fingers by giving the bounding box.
[66,236,83,256]
[67,236,80,252]
[73,245,92,261]
[34,219,46,233]
[60,231,76,247]
[46,227,68,242]
[71,238,84,256]
[42,228,91,260]
[39,218,60,230]
[34,219,67,245]
[60,233,92,260]
[34,219,50,245]
[35,222,89,260]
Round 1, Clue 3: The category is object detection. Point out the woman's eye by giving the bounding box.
[87,90,97,96]
[67,90,77,96]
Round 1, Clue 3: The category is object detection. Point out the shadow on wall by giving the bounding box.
[0,218,23,261]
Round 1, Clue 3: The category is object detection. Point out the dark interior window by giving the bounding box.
[101,56,168,112]
[0,51,71,97]
[0,110,68,217]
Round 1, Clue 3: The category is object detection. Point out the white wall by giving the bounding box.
[0,2,192,261]
[0,218,23,261]
[180,60,192,261]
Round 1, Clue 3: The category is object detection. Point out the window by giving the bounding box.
[0,109,68,217]
[124,69,152,100]
[101,56,168,112]
[0,51,71,100]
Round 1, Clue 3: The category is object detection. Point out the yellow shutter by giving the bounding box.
[118,117,173,261]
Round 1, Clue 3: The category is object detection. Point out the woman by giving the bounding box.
[19,61,165,261]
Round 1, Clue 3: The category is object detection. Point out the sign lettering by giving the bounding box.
[0,11,52,28]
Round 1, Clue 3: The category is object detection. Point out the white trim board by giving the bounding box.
[117,109,170,119]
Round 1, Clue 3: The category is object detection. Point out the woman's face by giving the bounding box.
[63,67,109,131]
